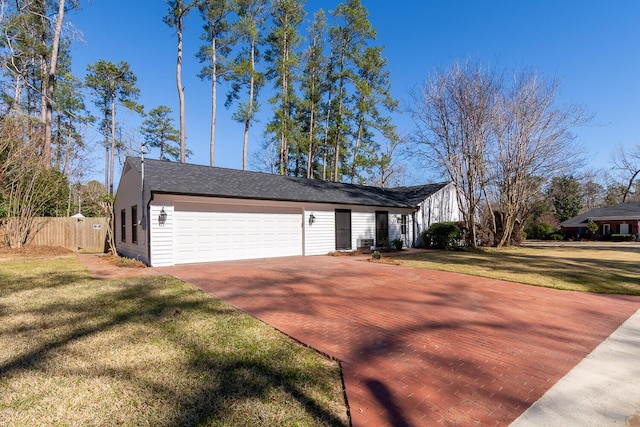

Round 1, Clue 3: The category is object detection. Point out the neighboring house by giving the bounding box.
[560,202,640,239]
[114,157,461,266]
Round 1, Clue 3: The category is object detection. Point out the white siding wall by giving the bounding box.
[149,200,174,267]
[304,208,336,255]
[351,210,376,249]
[388,212,414,248]
[304,206,415,253]
[113,162,150,264]
[415,183,462,245]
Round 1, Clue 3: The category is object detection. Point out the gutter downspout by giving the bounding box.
[141,145,146,231]
[146,191,153,266]
[413,205,420,248]
[140,145,151,266]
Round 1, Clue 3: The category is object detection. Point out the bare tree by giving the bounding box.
[411,62,588,247]
[371,131,406,188]
[611,143,640,202]
[0,117,66,248]
[410,61,499,246]
[490,71,587,246]
[97,195,116,256]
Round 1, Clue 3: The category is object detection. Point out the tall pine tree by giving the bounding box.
[299,9,327,178]
[140,106,181,161]
[164,0,198,163]
[226,0,268,170]
[197,0,232,167]
[85,60,142,195]
[327,0,375,181]
[265,0,305,175]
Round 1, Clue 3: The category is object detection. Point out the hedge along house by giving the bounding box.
[114,157,461,267]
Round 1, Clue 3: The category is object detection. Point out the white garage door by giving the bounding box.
[173,202,303,264]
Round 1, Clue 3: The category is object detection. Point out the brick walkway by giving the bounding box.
[158,256,640,427]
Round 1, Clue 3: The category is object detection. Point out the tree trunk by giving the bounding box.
[306,103,315,179]
[44,0,66,168]
[63,120,71,177]
[623,169,640,202]
[279,31,289,176]
[321,85,333,181]
[333,52,346,182]
[40,56,47,151]
[176,17,187,163]
[243,38,256,171]
[12,77,23,116]
[209,36,217,167]
[350,114,363,184]
[54,112,62,170]
[110,98,116,195]
[104,118,109,193]
[497,212,516,248]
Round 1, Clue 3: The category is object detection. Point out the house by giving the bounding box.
[114,157,461,266]
[560,202,640,239]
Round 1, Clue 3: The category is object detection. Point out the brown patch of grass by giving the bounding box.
[0,243,72,257]
[108,254,147,268]
[394,246,640,295]
[0,257,349,426]
[328,249,371,256]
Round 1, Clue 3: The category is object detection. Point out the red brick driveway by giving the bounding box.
[159,255,640,426]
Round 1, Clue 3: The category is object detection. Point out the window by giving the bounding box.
[131,205,138,244]
[401,214,408,235]
[120,209,126,242]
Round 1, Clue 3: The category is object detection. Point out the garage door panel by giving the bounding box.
[173,203,302,264]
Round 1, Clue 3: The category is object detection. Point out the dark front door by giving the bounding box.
[335,209,352,250]
[376,211,389,246]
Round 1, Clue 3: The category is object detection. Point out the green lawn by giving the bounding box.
[394,246,640,295]
[0,256,348,426]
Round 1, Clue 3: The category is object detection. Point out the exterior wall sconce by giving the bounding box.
[309,213,316,225]
[158,207,167,226]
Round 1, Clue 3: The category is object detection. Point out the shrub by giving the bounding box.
[422,222,461,249]
[611,234,635,242]
[549,233,564,241]
[586,222,599,235]
[420,229,432,248]
[523,221,554,240]
[391,238,403,250]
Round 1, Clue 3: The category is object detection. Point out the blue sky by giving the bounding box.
[68,1,640,184]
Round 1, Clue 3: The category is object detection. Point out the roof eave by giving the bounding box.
[150,190,415,209]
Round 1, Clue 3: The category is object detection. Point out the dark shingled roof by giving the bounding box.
[126,157,448,208]
[561,202,640,227]
[386,183,451,207]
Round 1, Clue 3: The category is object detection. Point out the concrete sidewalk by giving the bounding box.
[511,308,640,426]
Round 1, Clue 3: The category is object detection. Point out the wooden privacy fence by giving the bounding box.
[1,217,109,253]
